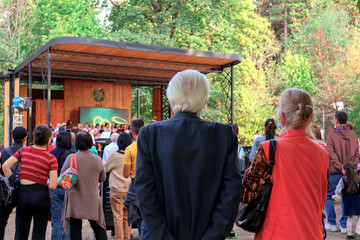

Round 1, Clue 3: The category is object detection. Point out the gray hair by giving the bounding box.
[277,88,315,136]
[111,133,119,143]
[166,70,210,113]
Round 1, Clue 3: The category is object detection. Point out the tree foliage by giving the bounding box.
[0,0,38,70]
[131,87,154,125]
[288,4,359,132]
[108,0,276,145]
[349,92,360,136]
[32,0,104,46]
[1,0,360,145]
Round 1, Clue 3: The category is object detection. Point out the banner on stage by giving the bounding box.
[79,107,129,128]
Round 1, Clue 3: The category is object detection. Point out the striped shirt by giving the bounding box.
[13,146,58,186]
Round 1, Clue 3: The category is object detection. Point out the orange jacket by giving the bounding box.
[255,129,328,240]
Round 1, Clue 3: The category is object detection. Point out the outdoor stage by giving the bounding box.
[0,36,241,147]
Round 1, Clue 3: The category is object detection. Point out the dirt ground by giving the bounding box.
[4,211,140,240]
[3,202,347,239]
[233,201,347,240]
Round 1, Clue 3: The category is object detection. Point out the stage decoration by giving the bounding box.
[111,116,128,124]
[93,88,105,102]
[79,107,128,128]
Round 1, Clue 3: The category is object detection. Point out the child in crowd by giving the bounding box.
[333,162,360,239]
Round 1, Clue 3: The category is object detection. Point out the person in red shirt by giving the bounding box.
[47,144,55,152]
[3,124,58,240]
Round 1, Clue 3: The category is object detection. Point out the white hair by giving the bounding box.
[166,69,210,113]
[111,133,119,143]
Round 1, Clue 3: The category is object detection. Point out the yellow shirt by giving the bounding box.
[123,141,137,179]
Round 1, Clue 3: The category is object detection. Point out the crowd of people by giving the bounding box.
[0,69,358,240]
[53,121,130,139]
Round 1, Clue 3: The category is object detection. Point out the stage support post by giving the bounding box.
[4,76,10,147]
[231,65,234,124]
[14,74,20,130]
[28,62,32,144]
[218,66,234,124]
[161,86,171,120]
[47,49,51,126]
[137,87,140,118]
[9,74,14,145]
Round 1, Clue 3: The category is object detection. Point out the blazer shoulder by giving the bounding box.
[207,121,237,140]
[140,119,176,132]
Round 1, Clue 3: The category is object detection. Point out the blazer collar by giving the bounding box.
[171,112,201,120]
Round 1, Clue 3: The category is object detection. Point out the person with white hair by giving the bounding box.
[135,69,242,240]
[102,133,119,162]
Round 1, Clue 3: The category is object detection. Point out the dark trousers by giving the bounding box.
[0,202,12,240]
[70,218,107,240]
[15,184,51,240]
[139,220,151,240]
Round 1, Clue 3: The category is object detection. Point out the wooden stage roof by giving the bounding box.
[1,37,241,85]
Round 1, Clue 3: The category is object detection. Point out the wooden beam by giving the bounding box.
[4,80,10,147]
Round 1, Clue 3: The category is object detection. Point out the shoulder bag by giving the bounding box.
[0,148,14,203]
[57,154,78,190]
[236,139,276,233]
[4,147,25,210]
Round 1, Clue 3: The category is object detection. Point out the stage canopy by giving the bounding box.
[1,37,241,146]
[1,37,241,86]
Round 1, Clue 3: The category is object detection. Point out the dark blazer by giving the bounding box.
[135,112,242,240]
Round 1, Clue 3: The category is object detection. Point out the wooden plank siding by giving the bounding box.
[34,99,64,126]
[64,79,131,124]
[4,80,10,147]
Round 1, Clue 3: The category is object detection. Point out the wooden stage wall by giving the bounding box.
[64,79,131,124]
[34,99,65,126]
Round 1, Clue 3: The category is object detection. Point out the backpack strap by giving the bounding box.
[266,139,277,175]
[70,154,78,170]
[14,147,25,177]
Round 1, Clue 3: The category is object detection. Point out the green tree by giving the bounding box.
[108,0,277,145]
[0,0,39,146]
[108,0,271,55]
[349,92,360,136]
[131,87,154,124]
[281,51,315,94]
[32,0,105,46]
[254,0,312,54]
[0,0,38,70]
[0,0,105,146]
[284,2,359,132]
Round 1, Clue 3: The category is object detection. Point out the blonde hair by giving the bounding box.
[167,70,210,113]
[277,88,314,136]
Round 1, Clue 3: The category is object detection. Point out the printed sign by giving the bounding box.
[79,107,129,127]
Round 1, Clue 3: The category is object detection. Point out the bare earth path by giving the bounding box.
[4,202,346,239]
